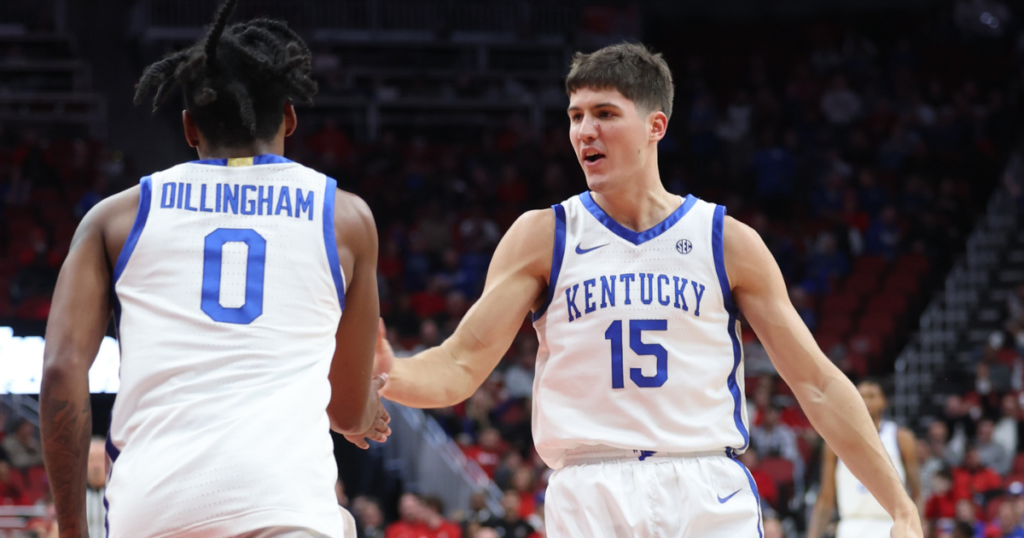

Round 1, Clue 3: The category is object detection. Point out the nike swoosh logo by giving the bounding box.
[717,490,741,504]
[575,243,609,255]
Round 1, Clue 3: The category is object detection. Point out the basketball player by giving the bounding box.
[808,379,922,538]
[374,43,923,537]
[39,2,387,536]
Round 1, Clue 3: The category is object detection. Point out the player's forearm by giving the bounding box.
[40,363,92,538]
[791,368,916,519]
[382,344,480,408]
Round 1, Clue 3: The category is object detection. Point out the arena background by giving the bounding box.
[1,0,1022,536]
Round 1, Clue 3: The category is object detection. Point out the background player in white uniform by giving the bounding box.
[39,1,387,537]
[374,43,922,537]
[808,379,922,538]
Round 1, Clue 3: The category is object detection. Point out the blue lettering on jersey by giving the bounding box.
[199,184,214,212]
[600,275,616,308]
[639,273,654,305]
[565,284,582,322]
[619,273,635,304]
[583,279,597,314]
[295,189,315,220]
[157,181,315,221]
[276,186,292,216]
[566,273,708,322]
[183,184,198,211]
[673,277,688,311]
[657,275,671,306]
[241,185,257,215]
[160,182,176,208]
[224,184,239,214]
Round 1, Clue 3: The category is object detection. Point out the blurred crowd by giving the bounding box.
[0,4,1022,538]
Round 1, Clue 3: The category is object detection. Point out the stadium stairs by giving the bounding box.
[894,149,1024,428]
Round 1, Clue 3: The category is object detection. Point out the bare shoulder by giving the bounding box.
[721,215,774,290]
[497,208,555,278]
[74,185,141,265]
[332,188,376,250]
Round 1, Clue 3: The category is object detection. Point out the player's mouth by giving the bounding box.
[582,149,606,167]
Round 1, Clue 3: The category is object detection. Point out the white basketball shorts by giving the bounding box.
[836,518,892,538]
[544,447,763,538]
[234,507,358,538]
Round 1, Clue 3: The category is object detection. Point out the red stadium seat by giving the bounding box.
[857,314,896,338]
[895,253,929,276]
[842,274,881,295]
[814,332,845,355]
[852,255,888,277]
[1012,454,1024,475]
[882,272,921,296]
[758,457,795,488]
[817,315,853,336]
[864,295,907,317]
[985,497,1004,523]
[821,293,862,316]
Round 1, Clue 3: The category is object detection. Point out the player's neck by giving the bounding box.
[195,139,284,160]
[590,168,678,233]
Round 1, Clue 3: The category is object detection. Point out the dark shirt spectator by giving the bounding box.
[483,491,534,538]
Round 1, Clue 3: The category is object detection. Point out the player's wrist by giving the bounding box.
[890,497,919,520]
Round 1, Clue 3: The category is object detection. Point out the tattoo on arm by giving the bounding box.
[41,394,92,537]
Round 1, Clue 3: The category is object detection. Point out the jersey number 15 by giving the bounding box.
[605,319,668,389]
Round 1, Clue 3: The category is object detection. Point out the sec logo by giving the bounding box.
[676,239,692,255]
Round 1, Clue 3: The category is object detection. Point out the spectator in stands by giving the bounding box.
[0,460,26,505]
[474,528,499,538]
[953,447,1002,502]
[925,466,959,521]
[461,492,495,529]
[750,405,804,498]
[86,438,106,538]
[995,394,1020,460]
[975,419,1011,475]
[386,493,425,538]
[483,490,534,538]
[1,419,43,469]
[763,516,784,538]
[503,338,536,399]
[820,75,862,125]
[462,428,504,479]
[420,495,462,538]
[352,496,386,538]
[919,437,943,501]
[952,499,984,538]
[989,501,1024,538]
[510,468,537,519]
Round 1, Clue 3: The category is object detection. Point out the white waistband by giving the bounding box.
[562,445,729,465]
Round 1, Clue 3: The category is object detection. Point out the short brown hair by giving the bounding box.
[565,42,674,119]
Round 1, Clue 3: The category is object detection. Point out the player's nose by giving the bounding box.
[578,114,599,142]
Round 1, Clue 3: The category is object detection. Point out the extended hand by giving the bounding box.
[373,318,395,379]
[344,375,392,449]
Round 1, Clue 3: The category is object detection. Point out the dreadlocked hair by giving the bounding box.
[133,0,318,148]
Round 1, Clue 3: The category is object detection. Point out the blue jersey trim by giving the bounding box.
[113,177,152,284]
[532,204,566,322]
[323,177,346,311]
[579,191,697,246]
[190,154,295,166]
[714,205,748,451]
[728,454,764,538]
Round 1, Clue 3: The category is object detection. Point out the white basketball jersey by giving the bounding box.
[532,192,748,469]
[836,420,906,521]
[106,155,348,538]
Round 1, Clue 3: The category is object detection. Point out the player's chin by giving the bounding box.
[584,173,615,193]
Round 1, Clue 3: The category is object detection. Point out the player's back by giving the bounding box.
[106,155,347,538]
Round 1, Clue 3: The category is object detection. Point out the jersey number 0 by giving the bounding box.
[201,228,267,325]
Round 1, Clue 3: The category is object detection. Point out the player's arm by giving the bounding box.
[807,443,838,538]
[41,194,130,538]
[898,427,923,510]
[326,190,386,437]
[723,216,922,536]
[379,209,553,408]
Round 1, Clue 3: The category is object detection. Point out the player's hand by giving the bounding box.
[344,375,391,449]
[373,318,395,379]
[890,508,923,538]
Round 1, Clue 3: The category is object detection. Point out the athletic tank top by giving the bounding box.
[105,155,347,537]
[531,192,748,469]
[836,420,906,521]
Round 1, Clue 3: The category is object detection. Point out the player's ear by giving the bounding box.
[182,110,200,149]
[283,102,297,138]
[648,110,668,143]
